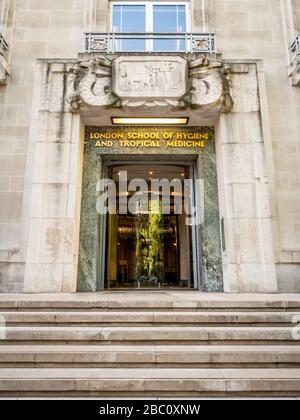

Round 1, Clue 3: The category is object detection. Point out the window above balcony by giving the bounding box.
[0,33,10,85]
[85,1,216,55]
[111,2,189,52]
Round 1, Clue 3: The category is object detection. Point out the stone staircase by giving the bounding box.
[0,292,300,397]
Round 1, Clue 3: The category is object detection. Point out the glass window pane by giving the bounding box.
[111,3,188,52]
[112,6,121,32]
[153,5,178,32]
[122,5,146,32]
[178,7,187,32]
[112,5,146,51]
[153,5,187,52]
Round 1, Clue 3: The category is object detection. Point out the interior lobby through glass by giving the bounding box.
[105,164,194,289]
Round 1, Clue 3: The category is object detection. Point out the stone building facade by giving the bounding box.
[0,0,299,294]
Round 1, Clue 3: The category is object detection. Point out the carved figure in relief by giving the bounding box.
[159,62,182,90]
[118,61,182,93]
[67,56,232,112]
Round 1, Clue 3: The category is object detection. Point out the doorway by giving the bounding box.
[78,126,223,293]
[105,163,199,290]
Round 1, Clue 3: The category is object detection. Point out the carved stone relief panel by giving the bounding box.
[113,56,188,99]
[67,54,233,114]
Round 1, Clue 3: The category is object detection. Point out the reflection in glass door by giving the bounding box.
[106,164,195,289]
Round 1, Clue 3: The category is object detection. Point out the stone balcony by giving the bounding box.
[0,33,9,85]
[289,33,300,86]
[84,32,216,55]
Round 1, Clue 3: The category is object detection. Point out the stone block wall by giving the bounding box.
[292,0,300,31]
[0,0,88,291]
[0,0,299,292]
[210,0,300,292]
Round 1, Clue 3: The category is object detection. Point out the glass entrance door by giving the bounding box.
[105,164,196,289]
[118,205,181,288]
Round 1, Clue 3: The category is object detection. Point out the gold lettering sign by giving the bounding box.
[90,130,209,149]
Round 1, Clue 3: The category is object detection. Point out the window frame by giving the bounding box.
[110,1,191,34]
[110,1,191,52]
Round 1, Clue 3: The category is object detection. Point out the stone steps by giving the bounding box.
[0,345,299,368]
[0,326,298,345]
[0,294,300,312]
[0,293,299,396]
[0,368,300,397]
[1,311,299,326]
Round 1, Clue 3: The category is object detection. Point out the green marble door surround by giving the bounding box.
[77,126,223,292]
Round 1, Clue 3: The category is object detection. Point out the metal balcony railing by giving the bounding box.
[290,33,300,61]
[85,32,216,54]
[0,33,9,59]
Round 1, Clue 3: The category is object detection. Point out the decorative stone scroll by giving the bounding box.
[67,57,117,111]
[288,57,300,87]
[67,55,233,113]
[188,57,233,112]
[289,34,300,87]
[0,50,10,85]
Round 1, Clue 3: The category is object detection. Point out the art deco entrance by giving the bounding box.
[22,51,277,295]
[77,126,223,293]
[105,164,195,289]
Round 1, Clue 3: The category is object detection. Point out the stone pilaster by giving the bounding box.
[216,63,277,293]
[23,60,84,293]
